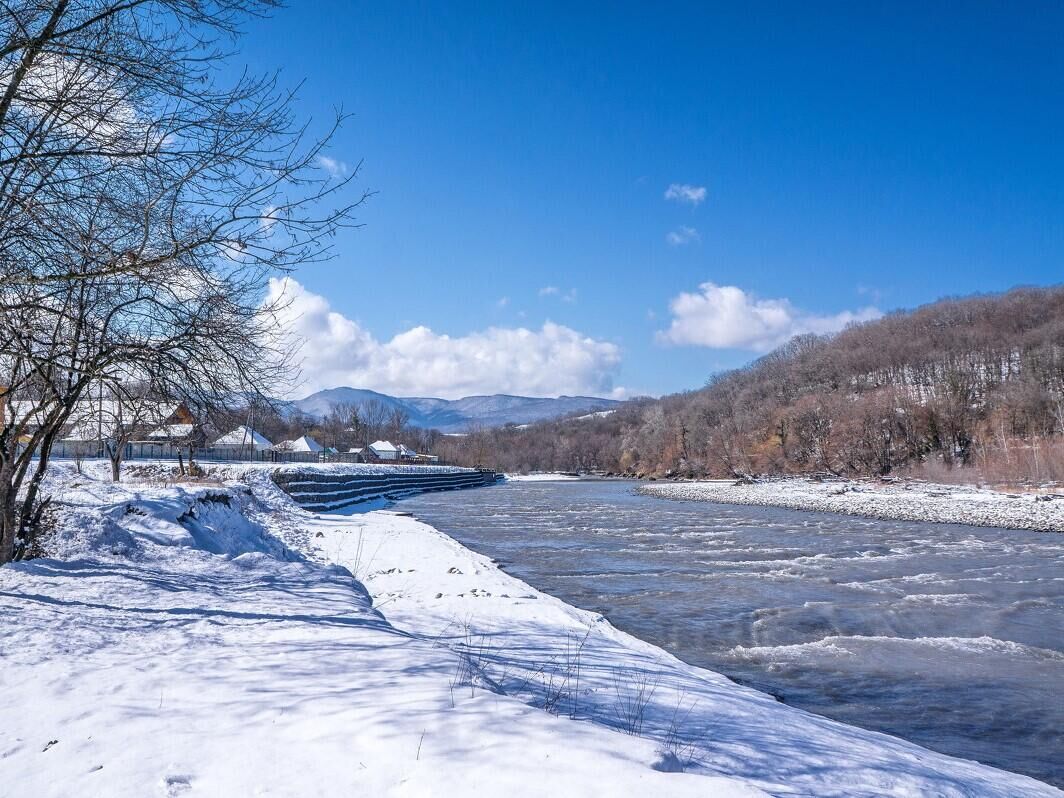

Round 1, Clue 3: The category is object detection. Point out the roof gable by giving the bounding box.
[213,425,271,447]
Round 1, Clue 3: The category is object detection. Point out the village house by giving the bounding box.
[361,440,438,464]
[273,434,324,454]
[366,440,399,461]
[139,404,204,448]
[37,400,204,458]
[211,426,273,457]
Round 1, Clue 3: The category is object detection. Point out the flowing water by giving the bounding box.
[397,478,1064,787]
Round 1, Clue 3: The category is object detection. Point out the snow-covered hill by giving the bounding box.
[0,464,1058,796]
[292,387,621,432]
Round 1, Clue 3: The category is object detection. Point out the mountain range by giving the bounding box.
[291,387,622,433]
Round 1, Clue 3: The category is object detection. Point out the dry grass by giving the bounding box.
[906,437,1064,490]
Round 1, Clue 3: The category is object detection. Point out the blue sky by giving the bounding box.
[236,2,1062,399]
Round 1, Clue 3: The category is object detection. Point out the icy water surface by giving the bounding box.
[397,479,1064,787]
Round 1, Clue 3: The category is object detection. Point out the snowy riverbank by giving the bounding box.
[640,478,1064,532]
[0,464,1058,796]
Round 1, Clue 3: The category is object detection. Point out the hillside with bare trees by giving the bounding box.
[437,286,1064,484]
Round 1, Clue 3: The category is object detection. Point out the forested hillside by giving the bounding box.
[437,286,1064,483]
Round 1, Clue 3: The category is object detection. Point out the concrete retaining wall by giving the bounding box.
[272,467,500,511]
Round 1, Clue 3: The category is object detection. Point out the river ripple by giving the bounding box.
[397,478,1064,788]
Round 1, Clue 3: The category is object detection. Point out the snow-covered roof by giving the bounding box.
[12,398,182,432]
[274,435,323,453]
[348,447,364,454]
[62,423,104,442]
[213,425,272,448]
[368,440,398,453]
[146,423,195,440]
[398,444,417,456]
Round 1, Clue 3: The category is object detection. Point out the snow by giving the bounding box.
[363,440,402,460]
[0,463,1058,796]
[272,434,323,453]
[9,398,180,428]
[146,423,195,439]
[640,478,1064,532]
[567,409,616,422]
[211,425,272,448]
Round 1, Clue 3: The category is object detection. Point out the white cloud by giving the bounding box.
[495,296,510,308]
[18,55,138,143]
[856,283,883,303]
[539,285,577,303]
[665,225,700,246]
[260,205,279,234]
[664,183,707,206]
[657,282,881,351]
[266,279,623,399]
[316,156,348,177]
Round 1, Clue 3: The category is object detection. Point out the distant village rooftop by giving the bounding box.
[273,435,324,454]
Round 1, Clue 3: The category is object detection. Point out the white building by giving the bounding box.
[367,440,399,461]
[146,423,196,442]
[273,435,324,454]
[212,426,272,454]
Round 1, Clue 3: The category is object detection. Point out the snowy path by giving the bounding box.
[0,466,1058,796]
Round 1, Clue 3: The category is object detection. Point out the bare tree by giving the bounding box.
[434,288,1064,482]
[321,400,361,450]
[385,406,409,442]
[360,399,389,442]
[0,1,365,562]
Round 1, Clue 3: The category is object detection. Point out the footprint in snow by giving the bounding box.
[161,774,192,796]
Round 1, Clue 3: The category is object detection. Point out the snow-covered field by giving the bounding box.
[640,478,1064,533]
[0,464,1058,796]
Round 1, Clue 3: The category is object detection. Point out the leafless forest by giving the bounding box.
[435,287,1064,485]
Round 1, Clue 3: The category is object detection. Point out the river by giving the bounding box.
[396,478,1064,787]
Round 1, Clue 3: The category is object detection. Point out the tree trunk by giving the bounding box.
[13,433,58,560]
[0,487,16,565]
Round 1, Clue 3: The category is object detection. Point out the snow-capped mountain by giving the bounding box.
[292,387,621,432]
